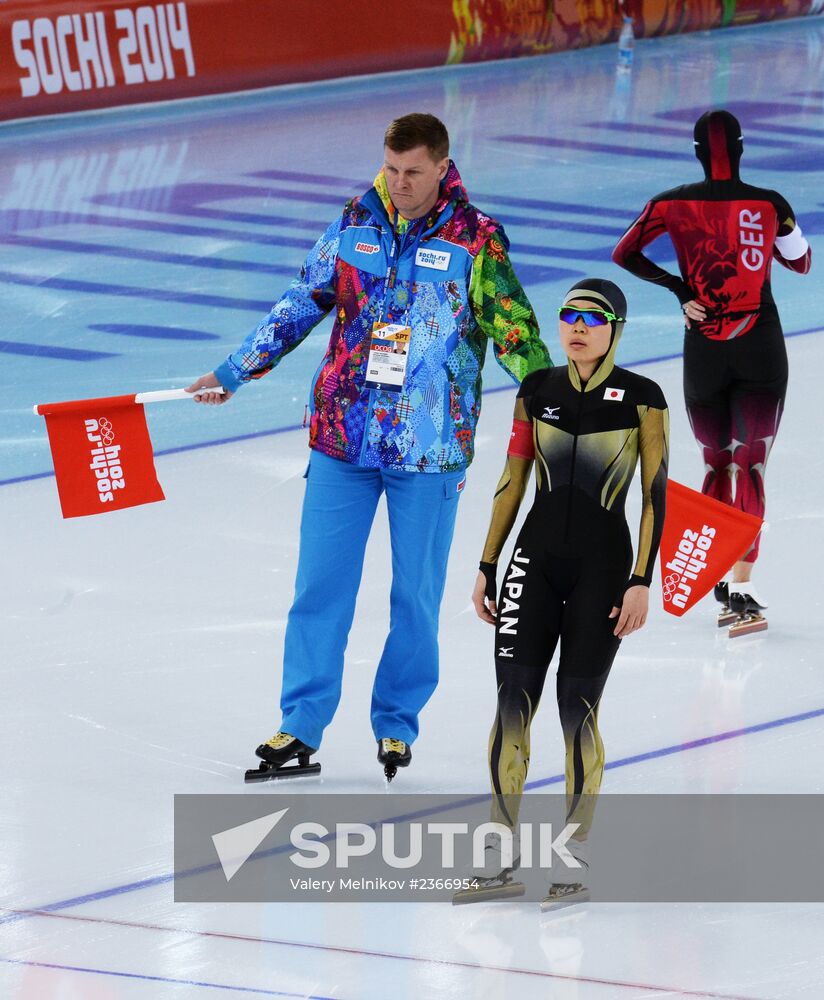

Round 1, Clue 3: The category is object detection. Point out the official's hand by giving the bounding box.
[187,372,232,405]
[473,570,497,625]
[609,585,649,638]
[682,299,707,329]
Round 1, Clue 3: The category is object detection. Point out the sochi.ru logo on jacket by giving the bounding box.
[355,242,380,254]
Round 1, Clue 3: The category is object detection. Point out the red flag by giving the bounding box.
[660,480,762,616]
[37,394,165,518]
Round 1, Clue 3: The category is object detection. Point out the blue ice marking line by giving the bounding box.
[0,957,339,998]
[0,208,311,251]
[2,230,599,280]
[592,121,794,150]
[3,234,302,278]
[497,134,695,161]
[89,324,220,341]
[0,269,271,312]
[0,339,117,361]
[3,326,822,490]
[2,701,823,928]
[526,704,824,791]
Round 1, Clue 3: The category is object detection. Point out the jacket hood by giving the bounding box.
[694,110,743,181]
[372,159,469,225]
[563,278,627,393]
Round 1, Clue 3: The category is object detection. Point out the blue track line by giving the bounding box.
[4,324,820,490]
[0,957,340,998]
[2,701,822,929]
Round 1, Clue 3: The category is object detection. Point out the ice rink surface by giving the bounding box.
[3,15,824,999]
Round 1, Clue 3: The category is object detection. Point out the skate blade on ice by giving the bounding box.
[717,608,738,627]
[244,759,322,782]
[728,614,768,638]
[540,883,589,912]
[452,878,526,905]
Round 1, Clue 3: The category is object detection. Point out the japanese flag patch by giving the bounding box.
[603,387,625,401]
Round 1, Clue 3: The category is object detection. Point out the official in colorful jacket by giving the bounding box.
[612,109,811,619]
[188,112,551,780]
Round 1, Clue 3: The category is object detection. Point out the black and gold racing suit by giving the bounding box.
[482,356,668,835]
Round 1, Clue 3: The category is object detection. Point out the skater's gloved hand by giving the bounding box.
[609,584,649,638]
[473,562,498,625]
[187,372,233,405]
[681,299,707,329]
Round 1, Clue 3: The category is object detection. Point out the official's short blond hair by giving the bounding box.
[384,113,449,162]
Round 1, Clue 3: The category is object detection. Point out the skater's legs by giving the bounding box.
[369,467,464,744]
[685,400,733,506]
[555,561,624,837]
[488,535,561,829]
[280,452,382,748]
[684,318,788,570]
[684,331,734,505]
[728,389,785,564]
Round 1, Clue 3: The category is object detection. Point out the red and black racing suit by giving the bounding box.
[612,111,811,562]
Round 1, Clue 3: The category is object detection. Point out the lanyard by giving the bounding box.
[377,215,424,327]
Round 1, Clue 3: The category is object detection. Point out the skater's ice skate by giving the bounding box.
[727,582,768,638]
[540,838,590,912]
[452,831,525,905]
[377,738,411,782]
[245,731,321,782]
[714,580,738,627]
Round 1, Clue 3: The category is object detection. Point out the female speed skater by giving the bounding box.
[612,109,811,634]
[454,278,669,910]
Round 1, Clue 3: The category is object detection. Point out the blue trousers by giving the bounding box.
[279,450,465,749]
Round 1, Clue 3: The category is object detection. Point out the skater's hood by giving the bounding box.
[694,110,743,181]
[562,278,627,393]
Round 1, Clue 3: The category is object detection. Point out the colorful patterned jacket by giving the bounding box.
[215,161,551,472]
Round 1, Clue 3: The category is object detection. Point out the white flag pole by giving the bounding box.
[134,387,226,404]
[33,386,225,415]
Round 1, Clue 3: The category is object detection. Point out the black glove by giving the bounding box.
[479,561,497,603]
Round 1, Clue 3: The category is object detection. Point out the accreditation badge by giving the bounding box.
[364,322,411,392]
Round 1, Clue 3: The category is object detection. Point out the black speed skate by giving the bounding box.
[727,585,768,638]
[715,581,738,627]
[377,738,411,782]
[244,732,321,782]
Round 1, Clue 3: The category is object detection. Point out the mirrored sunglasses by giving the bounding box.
[558,306,622,326]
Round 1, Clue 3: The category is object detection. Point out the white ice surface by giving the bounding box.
[3,335,824,999]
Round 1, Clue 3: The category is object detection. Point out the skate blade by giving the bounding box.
[382,759,410,782]
[244,761,322,782]
[540,885,590,912]
[452,881,526,906]
[717,609,738,627]
[728,615,767,638]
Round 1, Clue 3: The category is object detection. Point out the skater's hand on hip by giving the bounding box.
[187,372,233,405]
[473,570,497,625]
[682,299,707,329]
[610,585,649,638]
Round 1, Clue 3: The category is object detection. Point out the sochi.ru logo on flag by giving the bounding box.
[35,393,165,519]
[659,481,762,616]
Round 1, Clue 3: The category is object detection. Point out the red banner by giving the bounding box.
[660,480,762,617]
[0,1,820,124]
[38,393,164,518]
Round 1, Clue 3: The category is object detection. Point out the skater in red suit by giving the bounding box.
[612,109,811,627]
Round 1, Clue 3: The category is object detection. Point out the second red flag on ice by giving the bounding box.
[660,481,762,616]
